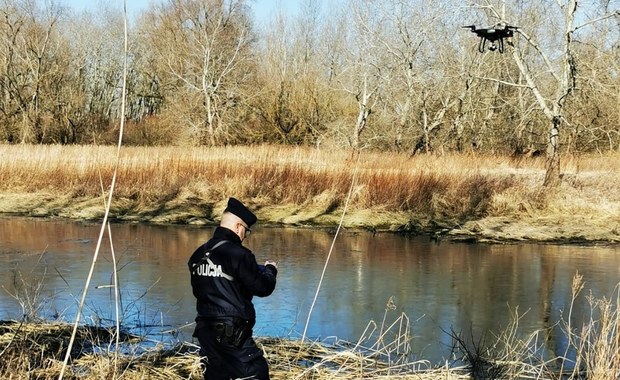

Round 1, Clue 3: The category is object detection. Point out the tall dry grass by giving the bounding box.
[0,144,619,239]
[0,145,519,205]
[559,274,620,380]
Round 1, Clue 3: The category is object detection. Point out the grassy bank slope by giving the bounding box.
[0,144,618,243]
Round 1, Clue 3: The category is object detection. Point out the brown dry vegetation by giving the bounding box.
[2,274,620,379]
[0,144,619,244]
[0,320,462,379]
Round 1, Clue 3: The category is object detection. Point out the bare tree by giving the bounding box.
[0,0,26,142]
[284,0,334,145]
[142,0,254,146]
[0,0,65,143]
[1,0,617,151]
[260,8,296,142]
[334,0,389,150]
[363,0,427,152]
[61,5,127,143]
[0,0,126,144]
[470,0,619,185]
[231,1,331,146]
[563,4,620,153]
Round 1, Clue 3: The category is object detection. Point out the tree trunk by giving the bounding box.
[543,116,561,186]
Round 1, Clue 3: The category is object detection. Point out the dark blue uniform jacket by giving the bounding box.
[188,226,277,324]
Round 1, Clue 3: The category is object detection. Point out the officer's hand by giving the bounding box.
[265,260,278,269]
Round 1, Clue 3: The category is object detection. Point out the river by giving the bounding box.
[1,216,619,365]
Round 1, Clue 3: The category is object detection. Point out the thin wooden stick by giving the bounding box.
[58,1,129,378]
[107,221,120,375]
[301,152,361,343]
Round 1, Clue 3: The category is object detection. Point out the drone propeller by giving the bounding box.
[503,25,520,31]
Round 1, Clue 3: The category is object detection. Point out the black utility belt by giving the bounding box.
[205,318,251,348]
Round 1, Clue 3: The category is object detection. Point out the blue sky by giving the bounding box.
[63,0,303,24]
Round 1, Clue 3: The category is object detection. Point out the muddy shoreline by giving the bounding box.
[1,192,618,246]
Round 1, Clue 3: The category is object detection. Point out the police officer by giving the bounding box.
[188,197,278,380]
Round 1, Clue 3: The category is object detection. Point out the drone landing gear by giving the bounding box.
[478,37,506,53]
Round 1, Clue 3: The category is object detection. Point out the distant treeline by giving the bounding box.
[1,0,618,154]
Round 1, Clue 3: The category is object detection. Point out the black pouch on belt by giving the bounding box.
[230,318,251,348]
[210,322,232,343]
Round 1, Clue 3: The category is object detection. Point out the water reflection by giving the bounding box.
[1,217,619,364]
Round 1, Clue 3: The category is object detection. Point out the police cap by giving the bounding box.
[225,197,257,227]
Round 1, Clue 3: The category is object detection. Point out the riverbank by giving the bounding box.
[0,144,618,244]
[3,295,619,380]
[1,318,578,380]
[0,319,468,379]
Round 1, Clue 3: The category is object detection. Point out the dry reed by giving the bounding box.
[563,275,620,380]
[0,319,466,380]
[1,144,618,242]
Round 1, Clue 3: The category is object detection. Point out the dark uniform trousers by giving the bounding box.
[194,323,270,380]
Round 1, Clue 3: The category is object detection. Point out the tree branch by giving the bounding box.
[511,49,555,121]
[473,76,531,88]
[515,29,561,83]
[574,10,620,32]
